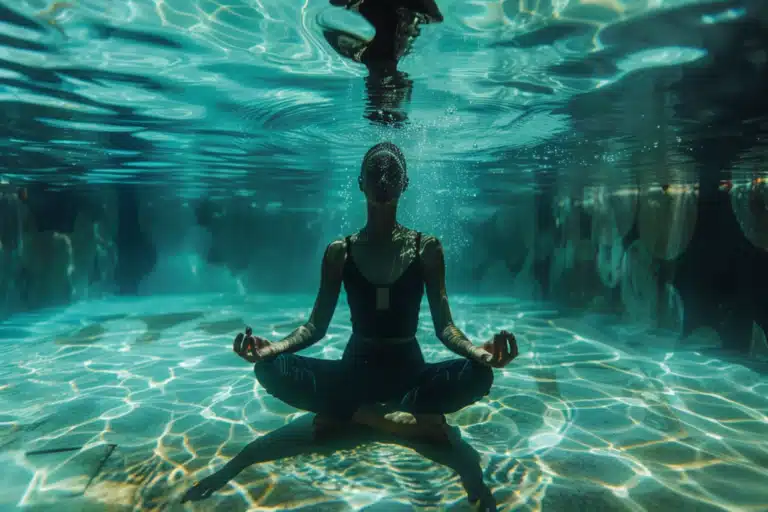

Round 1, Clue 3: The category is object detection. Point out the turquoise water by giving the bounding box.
[1,295,767,510]
[0,0,753,192]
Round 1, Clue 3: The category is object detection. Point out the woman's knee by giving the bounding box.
[252,354,288,392]
[468,361,494,397]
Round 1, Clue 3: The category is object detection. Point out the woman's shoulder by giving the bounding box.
[324,238,348,266]
[408,229,440,247]
[395,229,440,260]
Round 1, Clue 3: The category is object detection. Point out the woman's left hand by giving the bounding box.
[233,327,271,363]
[479,330,518,368]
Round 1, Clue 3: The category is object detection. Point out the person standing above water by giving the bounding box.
[233,142,520,440]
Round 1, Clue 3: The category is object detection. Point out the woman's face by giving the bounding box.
[360,154,407,204]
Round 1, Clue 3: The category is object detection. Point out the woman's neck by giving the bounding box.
[364,201,399,241]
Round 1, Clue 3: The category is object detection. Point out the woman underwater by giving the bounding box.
[232,142,519,441]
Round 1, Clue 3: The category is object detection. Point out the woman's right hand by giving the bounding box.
[233,327,271,363]
[475,330,518,368]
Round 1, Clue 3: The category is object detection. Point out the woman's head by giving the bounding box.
[359,142,408,204]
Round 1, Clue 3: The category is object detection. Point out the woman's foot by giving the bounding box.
[353,407,450,444]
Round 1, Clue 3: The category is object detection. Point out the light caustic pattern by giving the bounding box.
[1,294,767,511]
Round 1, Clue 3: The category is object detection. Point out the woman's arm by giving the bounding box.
[422,235,484,361]
[259,240,346,357]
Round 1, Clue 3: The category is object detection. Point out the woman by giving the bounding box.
[234,142,519,441]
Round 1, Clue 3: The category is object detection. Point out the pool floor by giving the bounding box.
[1,294,766,511]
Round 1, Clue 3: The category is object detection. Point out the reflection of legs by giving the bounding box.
[253,354,358,420]
[400,359,494,415]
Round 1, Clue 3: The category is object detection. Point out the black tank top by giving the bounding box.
[342,232,424,338]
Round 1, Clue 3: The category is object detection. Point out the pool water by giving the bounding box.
[1,294,766,511]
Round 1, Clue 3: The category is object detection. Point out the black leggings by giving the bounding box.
[254,336,494,420]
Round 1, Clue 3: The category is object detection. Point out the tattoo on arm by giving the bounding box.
[263,241,344,356]
[423,236,479,360]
